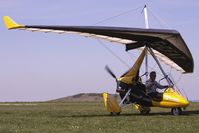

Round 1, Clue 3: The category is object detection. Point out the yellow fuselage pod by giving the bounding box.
[152,88,189,108]
[103,92,121,113]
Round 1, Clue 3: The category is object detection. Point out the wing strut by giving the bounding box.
[148,47,173,86]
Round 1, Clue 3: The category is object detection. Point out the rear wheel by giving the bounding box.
[171,108,182,116]
[110,112,121,116]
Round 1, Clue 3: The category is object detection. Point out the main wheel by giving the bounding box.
[140,107,151,115]
[171,108,182,116]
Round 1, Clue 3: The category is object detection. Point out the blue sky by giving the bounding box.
[0,0,199,101]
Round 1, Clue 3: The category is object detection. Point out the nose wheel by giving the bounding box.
[171,108,182,116]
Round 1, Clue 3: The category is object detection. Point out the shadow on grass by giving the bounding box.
[51,110,199,118]
[51,112,140,118]
[68,112,170,118]
[182,110,199,115]
[147,110,199,116]
[68,110,199,118]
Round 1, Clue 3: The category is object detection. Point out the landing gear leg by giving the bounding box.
[171,108,182,116]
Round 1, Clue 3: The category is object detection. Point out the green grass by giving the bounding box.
[0,102,198,133]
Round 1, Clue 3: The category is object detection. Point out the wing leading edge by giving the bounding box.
[3,16,194,73]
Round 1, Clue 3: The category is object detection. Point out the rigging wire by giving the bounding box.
[169,73,188,99]
[168,67,188,99]
[92,6,144,69]
[96,39,130,68]
[176,73,183,85]
[92,6,143,25]
[147,8,171,29]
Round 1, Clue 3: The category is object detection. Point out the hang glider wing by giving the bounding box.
[3,16,193,73]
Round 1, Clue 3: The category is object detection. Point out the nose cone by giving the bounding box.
[179,97,190,107]
[161,88,190,108]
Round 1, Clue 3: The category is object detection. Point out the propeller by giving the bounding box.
[105,65,117,79]
[105,65,119,90]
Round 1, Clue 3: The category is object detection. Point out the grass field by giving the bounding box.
[0,102,198,133]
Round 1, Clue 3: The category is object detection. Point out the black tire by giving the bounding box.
[116,112,121,115]
[171,108,182,116]
[110,112,121,116]
[140,107,151,115]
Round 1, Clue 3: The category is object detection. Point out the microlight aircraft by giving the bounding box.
[3,9,193,115]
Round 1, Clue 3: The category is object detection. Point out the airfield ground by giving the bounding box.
[0,102,198,133]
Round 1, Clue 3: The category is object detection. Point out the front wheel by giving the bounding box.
[171,108,182,116]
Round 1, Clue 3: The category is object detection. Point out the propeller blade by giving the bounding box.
[105,65,117,79]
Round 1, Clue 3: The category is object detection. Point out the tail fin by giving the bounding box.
[103,92,121,114]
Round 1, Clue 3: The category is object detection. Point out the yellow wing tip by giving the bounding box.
[3,16,24,30]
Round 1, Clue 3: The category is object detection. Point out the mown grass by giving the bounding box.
[0,102,198,133]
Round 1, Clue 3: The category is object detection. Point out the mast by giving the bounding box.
[144,5,149,81]
[144,5,149,29]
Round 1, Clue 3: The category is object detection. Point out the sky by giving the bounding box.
[0,0,199,101]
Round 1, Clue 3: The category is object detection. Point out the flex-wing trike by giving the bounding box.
[3,16,193,116]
